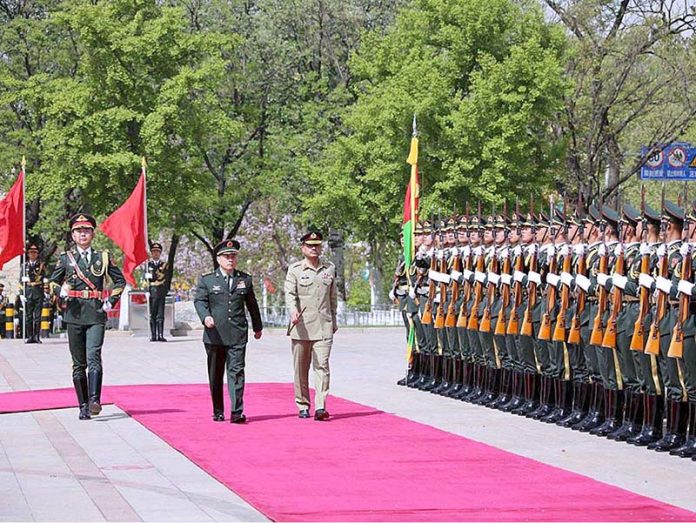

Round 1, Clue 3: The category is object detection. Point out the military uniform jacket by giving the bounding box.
[147,259,169,296]
[49,248,126,325]
[284,258,338,341]
[22,260,46,301]
[0,292,7,312]
[194,269,262,346]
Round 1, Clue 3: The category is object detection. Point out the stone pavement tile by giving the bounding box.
[0,439,32,521]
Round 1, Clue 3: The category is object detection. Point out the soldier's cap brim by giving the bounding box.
[663,200,685,222]
[622,203,641,225]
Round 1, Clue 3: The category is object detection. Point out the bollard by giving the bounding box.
[5,304,14,339]
[41,306,51,338]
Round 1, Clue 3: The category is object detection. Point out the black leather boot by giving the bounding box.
[514,373,539,415]
[446,358,463,397]
[629,394,664,446]
[476,368,501,406]
[489,368,511,409]
[671,402,696,457]
[406,354,422,387]
[464,364,485,402]
[590,389,623,436]
[87,370,103,415]
[73,376,91,420]
[528,376,554,419]
[415,354,433,389]
[501,371,524,412]
[422,355,442,391]
[576,382,606,432]
[454,361,474,399]
[157,319,167,341]
[608,389,638,441]
[34,320,42,343]
[649,400,687,452]
[150,320,157,342]
[433,357,451,395]
[543,379,572,423]
[558,381,588,427]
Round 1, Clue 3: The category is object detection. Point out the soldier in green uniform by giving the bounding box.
[0,283,7,338]
[194,239,263,423]
[21,243,46,344]
[145,242,169,342]
[49,214,126,420]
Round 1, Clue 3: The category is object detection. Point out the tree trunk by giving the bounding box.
[164,232,180,293]
[327,228,346,321]
[369,238,387,309]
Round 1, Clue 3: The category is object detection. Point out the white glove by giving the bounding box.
[60,285,69,298]
[473,246,483,256]
[575,274,591,292]
[614,244,623,257]
[526,244,537,256]
[145,272,153,280]
[19,295,26,304]
[640,243,651,256]
[546,273,560,287]
[680,243,691,257]
[639,273,654,290]
[612,274,628,290]
[102,300,113,312]
[474,271,486,283]
[501,274,512,286]
[450,247,459,256]
[559,244,570,257]
[513,270,525,283]
[573,244,586,256]
[463,269,473,281]
[21,276,29,283]
[597,273,609,288]
[656,244,666,258]
[513,245,522,257]
[560,272,574,287]
[499,248,509,259]
[408,288,416,300]
[436,249,444,260]
[460,246,471,257]
[450,270,463,282]
[678,280,695,296]
[388,289,396,301]
[655,276,672,294]
[598,244,607,257]
[546,245,556,257]
[487,272,500,285]
[427,248,435,258]
[528,271,542,285]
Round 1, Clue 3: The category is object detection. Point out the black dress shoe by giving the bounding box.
[299,409,310,419]
[314,409,330,421]
[89,399,102,415]
[231,414,247,424]
[213,413,225,422]
[78,404,91,420]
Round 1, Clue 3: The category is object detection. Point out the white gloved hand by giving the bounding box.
[501,274,512,286]
[528,271,542,285]
[460,245,471,257]
[463,269,474,281]
[655,276,672,294]
[656,244,666,258]
[513,270,525,283]
[21,276,29,283]
[60,285,69,298]
[639,273,654,290]
[474,271,486,283]
[526,244,537,256]
[640,243,651,256]
[19,295,26,304]
[597,273,609,288]
[499,248,509,259]
[598,244,607,257]
[678,280,695,296]
[450,247,459,256]
[546,244,556,257]
[559,244,570,257]
[513,245,522,257]
[612,274,628,290]
[487,272,500,285]
[409,288,416,300]
[575,274,591,292]
[680,243,691,257]
[573,243,586,256]
[546,273,560,287]
[560,272,574,287]
[145,272,153,280]
[388,289,396,301]
[427,248,435,258]
[473,246,483,256]
[102,300,113,312]
[436,249,444,260]
[614,244,623,257]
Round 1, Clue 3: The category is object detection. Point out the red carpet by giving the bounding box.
[1,383,695,522]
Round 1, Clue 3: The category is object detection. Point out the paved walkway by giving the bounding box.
[1,327,695,521]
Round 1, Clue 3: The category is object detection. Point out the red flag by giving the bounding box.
[99,172,148,286]
[0,170,25,270]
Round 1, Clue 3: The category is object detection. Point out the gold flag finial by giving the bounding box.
[141,156,147,171]
[21,156,26,171]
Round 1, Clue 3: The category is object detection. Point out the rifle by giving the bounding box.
[420,213,437,325]
[495,202,511,336]
[539,195,558,341]
[630,184,649,351]
[457,204,473,327]
[445,216,462,328]
[506,198,524,334]
[601,194,625,349]
[434,213,447,329]
[568,195,587,344]
[467,202,485,331]
[589,194,609,346]
[645,184,667,355]
[480,205,498,333]
[520,197,538,337]
[553,197,572,342]
[668,182,690,358]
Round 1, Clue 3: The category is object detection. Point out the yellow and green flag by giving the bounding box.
[403,121,420,362]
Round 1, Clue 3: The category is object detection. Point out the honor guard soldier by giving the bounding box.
[49,214,126,420]
[145,242,169,342]
[0,283,7,338]
[21,243,46,343]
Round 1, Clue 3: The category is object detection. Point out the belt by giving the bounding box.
[28,282,42,287]
[67,290,105,299]
[586,297,598,303]
[623,296,639,303]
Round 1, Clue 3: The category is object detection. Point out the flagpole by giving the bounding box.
[21,157,26,341]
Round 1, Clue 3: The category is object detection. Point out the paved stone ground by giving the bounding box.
[1,327,696,521]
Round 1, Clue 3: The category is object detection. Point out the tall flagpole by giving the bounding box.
[21,156,27,341]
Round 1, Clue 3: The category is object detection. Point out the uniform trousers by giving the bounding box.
[292,339,332,411]
[67,323,105,380]
[205,343,246,416]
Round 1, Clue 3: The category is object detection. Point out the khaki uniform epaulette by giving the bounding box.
[290,261,303,269]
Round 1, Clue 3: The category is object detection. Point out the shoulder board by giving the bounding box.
[235,270,250,278]
[202,271,216,278]
[290,261,303,268]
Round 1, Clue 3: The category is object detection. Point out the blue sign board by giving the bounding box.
[640,142,696,180]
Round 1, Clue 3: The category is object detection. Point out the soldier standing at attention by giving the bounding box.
[145,242,169,342]
[0,283,7,338]
[49,214,126,420]
[21,243,46,343]
[194,239,263,424]
[285,231,338,421]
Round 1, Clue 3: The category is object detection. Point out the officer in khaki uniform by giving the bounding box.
[284,230,338,421]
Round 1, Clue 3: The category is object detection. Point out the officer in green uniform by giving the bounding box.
[0,283,7,338]
[145,242,169,342]
[194,239,263,423]
[21,243,46,343]
[49,214,126,420]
